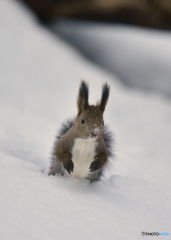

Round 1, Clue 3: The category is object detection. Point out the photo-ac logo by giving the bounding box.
[142,232,169,236]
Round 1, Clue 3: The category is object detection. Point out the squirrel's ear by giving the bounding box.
[99,83,110,113]
[77,81,89,116]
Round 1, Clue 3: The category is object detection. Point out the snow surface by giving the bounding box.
[52,19,171,97]
[0,0,171,239]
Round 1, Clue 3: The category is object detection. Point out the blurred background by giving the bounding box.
[18,0,171,97]
[21,0,171,29]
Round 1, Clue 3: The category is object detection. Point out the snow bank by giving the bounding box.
[0,0,171,239]
[0,153,170,240]
[52,19,171,97]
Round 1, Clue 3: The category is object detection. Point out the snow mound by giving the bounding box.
[52,19,171,97]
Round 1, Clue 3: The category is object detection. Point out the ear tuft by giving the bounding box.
[100,83,110,113]
[77,80,89,116]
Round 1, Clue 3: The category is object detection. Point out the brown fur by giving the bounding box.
[49,81,110,179]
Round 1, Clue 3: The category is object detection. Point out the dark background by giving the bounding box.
[20,0,171,30]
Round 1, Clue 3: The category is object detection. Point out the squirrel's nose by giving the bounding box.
[91,127,99,137]
[91,132,97,137]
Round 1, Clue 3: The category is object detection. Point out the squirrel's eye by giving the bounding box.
[81,119,85,124]
[102,122,104,126]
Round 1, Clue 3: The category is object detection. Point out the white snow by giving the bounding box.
[0,0,171,239]
[54,19,171,97]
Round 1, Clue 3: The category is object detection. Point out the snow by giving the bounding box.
[0,0,171,239]
[52,19,171,97]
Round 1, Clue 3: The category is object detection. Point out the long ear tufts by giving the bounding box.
[77,80,89,116]
[100,83,110,113]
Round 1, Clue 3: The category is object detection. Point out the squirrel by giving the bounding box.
[49,81,113,181]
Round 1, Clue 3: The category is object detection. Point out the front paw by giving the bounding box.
[89,158,102,172]
[63,160,74,174]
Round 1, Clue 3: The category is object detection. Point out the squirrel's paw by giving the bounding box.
[63,160,74,174]
[89,158,102,172]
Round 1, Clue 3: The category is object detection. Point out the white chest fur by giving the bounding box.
[70,138,97,178]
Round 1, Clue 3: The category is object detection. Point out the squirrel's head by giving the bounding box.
[73,81,110,140]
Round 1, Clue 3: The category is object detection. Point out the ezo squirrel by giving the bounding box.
[49,81,113,181]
